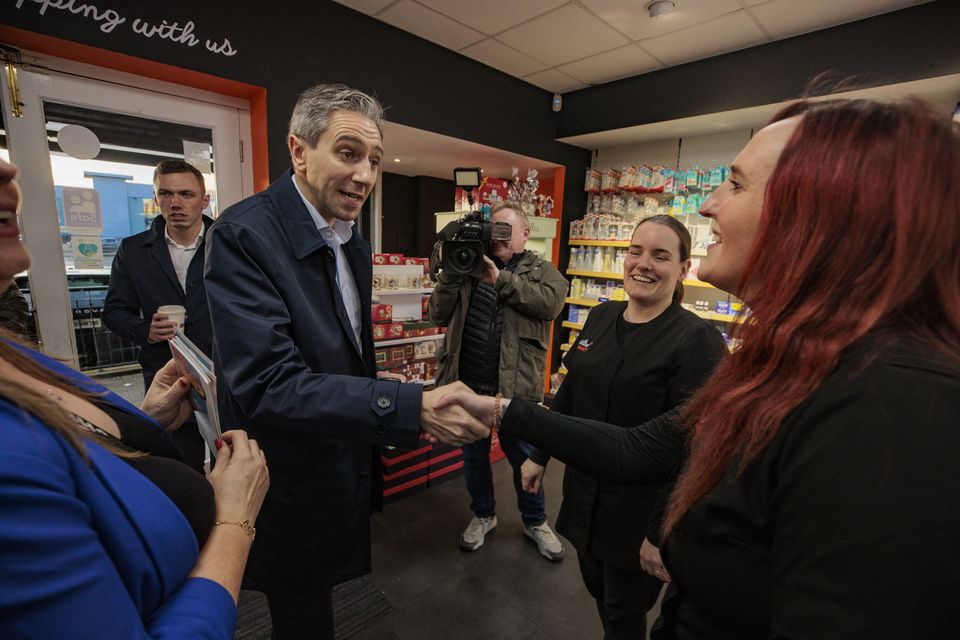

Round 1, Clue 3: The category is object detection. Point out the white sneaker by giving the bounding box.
[523,522,564,561]
[460,516,497,551]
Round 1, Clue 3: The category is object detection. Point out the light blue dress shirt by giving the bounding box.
[292,174,363,353]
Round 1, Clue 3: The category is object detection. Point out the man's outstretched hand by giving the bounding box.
[421,382,491,446]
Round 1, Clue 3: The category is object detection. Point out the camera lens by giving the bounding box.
[450,245,478,272]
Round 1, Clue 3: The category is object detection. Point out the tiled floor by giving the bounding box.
[354,460,662,640]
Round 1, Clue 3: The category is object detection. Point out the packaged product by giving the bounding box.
[371,303,393,323]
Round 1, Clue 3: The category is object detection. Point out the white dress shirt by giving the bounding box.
[164,224,204,292]
[292,174,363,353]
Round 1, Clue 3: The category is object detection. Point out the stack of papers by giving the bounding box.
[169,329,221,458]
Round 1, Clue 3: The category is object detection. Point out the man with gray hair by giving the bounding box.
[204,84,488,639]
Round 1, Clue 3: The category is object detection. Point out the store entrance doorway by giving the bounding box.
[1,52,252,369]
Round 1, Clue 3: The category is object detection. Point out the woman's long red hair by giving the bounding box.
[663,98,960,536]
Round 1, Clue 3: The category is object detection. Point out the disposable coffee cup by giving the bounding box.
[157,305,186,330]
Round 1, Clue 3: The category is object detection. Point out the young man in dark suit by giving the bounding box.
[103,160,213,470]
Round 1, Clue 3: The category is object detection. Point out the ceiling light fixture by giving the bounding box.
[393,158,401,163]
[646,0,675,19]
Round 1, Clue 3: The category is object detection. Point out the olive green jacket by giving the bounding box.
[427,250,568,401]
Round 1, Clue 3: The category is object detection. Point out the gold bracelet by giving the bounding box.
[214,520,256,540]
[493,392,502,431]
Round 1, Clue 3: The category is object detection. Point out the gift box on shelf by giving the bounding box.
[371,303,393,324]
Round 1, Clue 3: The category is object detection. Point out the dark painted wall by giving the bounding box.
[380,173,416,255]
[560,1,960,137]
[414,176,454,258]
[6,0,591,223]
[380,173,454,258]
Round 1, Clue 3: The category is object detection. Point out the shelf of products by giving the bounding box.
[692,310,744,324]
[683,279,717,289]
[556,163,747,363]
[373,287,434,296]
[564,297,602,307]
[567,268,624,280]
[568,239,631,248]
[374,334,444,347]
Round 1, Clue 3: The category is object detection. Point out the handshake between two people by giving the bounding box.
[419,382,509,446]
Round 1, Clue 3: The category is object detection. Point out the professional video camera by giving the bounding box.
[429,168,512,279]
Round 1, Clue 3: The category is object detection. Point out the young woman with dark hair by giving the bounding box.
[441,98,960,638]
[523,215,725,639]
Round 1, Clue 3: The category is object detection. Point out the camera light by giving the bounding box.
[454,167,482,189]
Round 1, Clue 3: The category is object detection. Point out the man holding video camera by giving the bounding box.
[428,201,568,560]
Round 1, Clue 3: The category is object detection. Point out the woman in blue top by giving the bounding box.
[0,158,270,640]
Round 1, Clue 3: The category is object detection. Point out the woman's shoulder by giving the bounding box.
[663,305,726,347]
[0,399,77,480]
[778,335,960,456]
[3,340,106,390]
[591,300,627,320]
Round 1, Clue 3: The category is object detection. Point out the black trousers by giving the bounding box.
[265,585,334,640]
[577,550,665,640]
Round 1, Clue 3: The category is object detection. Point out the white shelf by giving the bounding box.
[568,239,631,247]
[692,309,744,324]
[374,334,445,347]
[373,288,433,296]
[565,297,602,307]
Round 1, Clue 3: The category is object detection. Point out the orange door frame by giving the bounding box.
[0,26,270,191]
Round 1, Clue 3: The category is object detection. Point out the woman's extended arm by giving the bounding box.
[502,399,686,485]
[437,390,687,485]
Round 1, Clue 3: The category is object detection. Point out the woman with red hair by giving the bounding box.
[440,98,960,638]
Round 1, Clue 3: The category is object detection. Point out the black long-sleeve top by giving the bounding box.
[542,301,724,564]
[502,333,960,639]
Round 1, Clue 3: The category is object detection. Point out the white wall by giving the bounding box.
[593,128,754,171]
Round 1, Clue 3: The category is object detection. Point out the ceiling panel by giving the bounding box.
[559,44,661,85]
[332,0,396,15]
[378,0,485,51]
[580,0,742,42]
[417,0,568,35]
[497,4,629,66]
[382,120,561,180]
[750,0,928,40]
[460,39,550,78]
[337,0,938,95]
[522,69,590,94]
[641,11,767,67]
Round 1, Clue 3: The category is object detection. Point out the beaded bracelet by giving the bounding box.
[493,392,502,431]
[214,519,256,540]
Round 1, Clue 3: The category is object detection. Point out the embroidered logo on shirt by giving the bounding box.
[576,338,592,352]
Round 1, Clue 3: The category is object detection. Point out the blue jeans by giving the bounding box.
[461,430,547,526]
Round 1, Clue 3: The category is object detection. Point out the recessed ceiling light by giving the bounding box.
[646,0,675,18]
[393,158,401,163]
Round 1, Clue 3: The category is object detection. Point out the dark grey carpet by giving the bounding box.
[234,578,395,640]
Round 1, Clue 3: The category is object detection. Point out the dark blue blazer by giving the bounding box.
[0,345,235,639]
[204,171,421,590]
[103,215,214,387]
